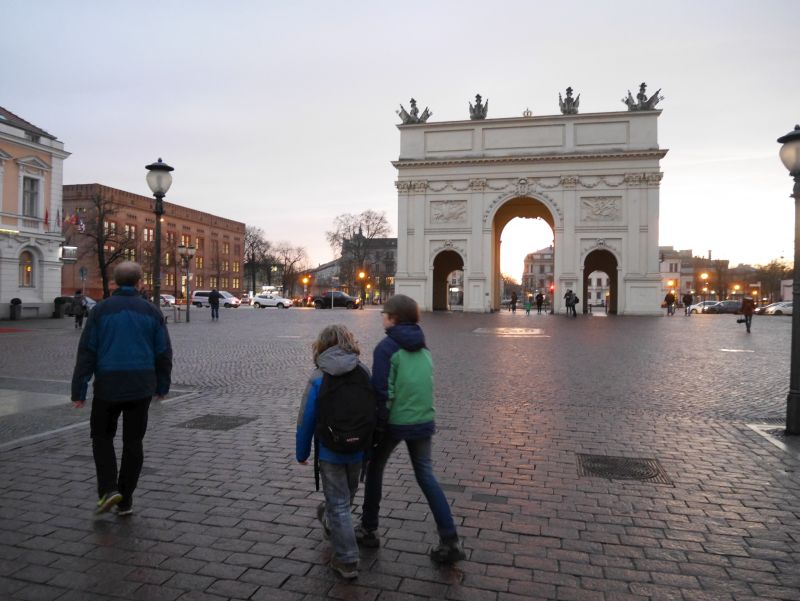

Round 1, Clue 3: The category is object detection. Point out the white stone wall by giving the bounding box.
[394,111,666,314]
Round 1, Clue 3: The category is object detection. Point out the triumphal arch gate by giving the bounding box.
[392,96,667,314]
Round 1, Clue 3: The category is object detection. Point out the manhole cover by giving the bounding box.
[577,453,672,484]
[177,414,257,431]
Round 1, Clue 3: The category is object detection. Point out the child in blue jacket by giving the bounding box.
[296,324,370,579]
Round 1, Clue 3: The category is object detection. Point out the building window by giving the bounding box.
[19,251,34,287]
[124,248,136,261]
[22,177,39,217]
[165,273,174,286]
[196,237,204,251]
[125,224,137,240]
[221,277,229,289]
[165,252,171,267]
[181,234,191,247]
[210,276,218,288]
[196,256,204,269]
[596,278,602,287]
[232,277,240,290]
[233,262,240,273]
[167,232,176,245]
[223,242,230,255]
[597,291,602,300]
[143,272,152,285]
[143,227,154,242]
[195,275,204,288]
[222,260,229,272]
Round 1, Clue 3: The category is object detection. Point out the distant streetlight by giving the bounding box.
[145,158,174,305]
[302,276,310,299]
[777,124,800,434]
[177,244,196,323]
[358,271,366,310]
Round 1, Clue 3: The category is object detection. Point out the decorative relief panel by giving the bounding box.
[430,200,467,224]
[396,173,659,195]
[581,196,622,222]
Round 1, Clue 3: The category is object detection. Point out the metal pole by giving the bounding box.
[153,193,164,305]
[185,257,191,324]
[787,175,800,434]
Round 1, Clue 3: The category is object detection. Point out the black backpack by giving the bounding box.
[315,366,376,454]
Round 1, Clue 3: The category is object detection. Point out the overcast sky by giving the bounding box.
[3,0,798,278]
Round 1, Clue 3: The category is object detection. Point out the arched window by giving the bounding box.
[19,251,34,287]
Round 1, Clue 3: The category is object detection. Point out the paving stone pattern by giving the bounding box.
[0,307,798,600]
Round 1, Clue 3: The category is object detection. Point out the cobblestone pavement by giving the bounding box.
[0,307,798,601]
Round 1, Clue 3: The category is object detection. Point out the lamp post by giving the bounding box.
[145,158,174,305]
[700,272,709,303]
[302,276,309,304]
[777,124,800,435]
[177,244,196,323]
[358,271,366,309]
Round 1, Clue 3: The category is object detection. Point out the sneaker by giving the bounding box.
[316,503,331,539]
[95,491,123,515]
[115,502,133,517]
[354,524,379,548]
[330,557,358,579]
[430,538,466,564]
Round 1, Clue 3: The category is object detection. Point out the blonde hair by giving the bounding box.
[312,324,360,365]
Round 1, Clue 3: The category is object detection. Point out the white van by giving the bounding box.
[191,290,241,308]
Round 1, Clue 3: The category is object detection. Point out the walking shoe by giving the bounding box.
[354,524,379,548]
[329,557,358,579]
[95,491,123,515]
[430,537,466,564]
[115,502,133,517]
[316,502,331,539]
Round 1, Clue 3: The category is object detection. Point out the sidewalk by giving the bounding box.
[0,310,798,600]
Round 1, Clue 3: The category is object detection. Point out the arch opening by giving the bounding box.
[583,249,619,314]
[432,250,464,311]
[492,197,555,312]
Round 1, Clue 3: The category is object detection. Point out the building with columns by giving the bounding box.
[0,107,70,319]
[392,102,667,314]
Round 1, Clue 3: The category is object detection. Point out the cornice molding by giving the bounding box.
[393,149,668,169]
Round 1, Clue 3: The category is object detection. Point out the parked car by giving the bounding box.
[160,294,176,306]
[191,290,241,308]
[312,291,361,309]
[704,300,741,314]
[755,302,783,315]
[251,293,293,309]
[687,300,719,314]
[764,301,793,315]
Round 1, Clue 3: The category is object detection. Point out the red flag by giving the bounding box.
[44,208,49,228]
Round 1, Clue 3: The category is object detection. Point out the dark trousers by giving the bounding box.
[90,397,151,501]
[210,305,219,319]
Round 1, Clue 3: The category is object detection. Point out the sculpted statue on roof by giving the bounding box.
[622,82,664,111]
[397,98,432,124]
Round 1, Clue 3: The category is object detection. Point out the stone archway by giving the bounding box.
[583,249,619,314]
[432,250,463,310]
[492,196,555,312]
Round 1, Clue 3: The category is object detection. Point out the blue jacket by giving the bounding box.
[372,323,436,440]
[296,346,370,464]
[71,286,172,402]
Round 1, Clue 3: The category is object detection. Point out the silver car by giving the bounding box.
[252,293,293,309]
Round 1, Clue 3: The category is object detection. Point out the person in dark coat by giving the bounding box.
[535,292,544,314]
[71,261,172,515]
[741,296,756,333]
[208,288,223,320]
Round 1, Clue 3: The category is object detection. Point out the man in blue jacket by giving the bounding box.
[71,261,172,515]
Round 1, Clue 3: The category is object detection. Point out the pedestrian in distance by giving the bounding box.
[664,291,676,316]
[73,290,87,329]
[740,296,756,333]
[357,294,466,564]
[524,295,532,316]
[208,288,222,320]
[71,261,172,516]
[535,292,544,314]
[296,324,374,579]
[682,292,693,316]
[510,291,518,314]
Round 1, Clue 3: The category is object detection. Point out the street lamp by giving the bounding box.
[358,270,366,309]
[177,244,196,323]
[700,273,709,302]
[302,276,309,301]
[145,158,174,305]
[777,124,800,434]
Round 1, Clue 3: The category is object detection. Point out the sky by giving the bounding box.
[3,0,798,281]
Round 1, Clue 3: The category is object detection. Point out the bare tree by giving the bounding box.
[69,193,137,298]
[326,210,391,289]
[755,259,793,301]
[275,242,307,296]
[244,226,270,294]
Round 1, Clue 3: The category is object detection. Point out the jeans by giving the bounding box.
[744,314,752,331]
[210,305,219,319]
[90,398,151,502]
[319,461,360,563]
[362,435,457,540]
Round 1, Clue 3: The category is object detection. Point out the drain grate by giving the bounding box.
[177,414,257,431]
[577,453,672,484]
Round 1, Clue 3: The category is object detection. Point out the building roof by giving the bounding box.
[0,106,57,140]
